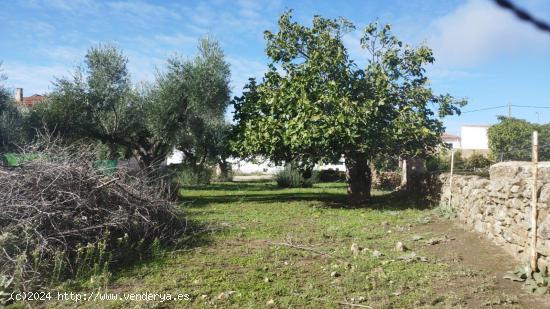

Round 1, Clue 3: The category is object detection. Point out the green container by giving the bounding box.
[2,153,40,167]
[92,160,118,174]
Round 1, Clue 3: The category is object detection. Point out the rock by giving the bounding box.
[266,299,275,306]
[350,243,360,256]
[395,241,407,252]
[330,271,340,277]
[217,291,236,299]
[201,294,208,300]
[412,235,423,241]
[372,250,383,257]
[264,277,272,283]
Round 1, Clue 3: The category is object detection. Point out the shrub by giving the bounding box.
[463,153,492,170]
[372,172,401,191]
[318,169,346,182]
[175,164,213,185]
[276,166,318,188]
[426,150,464,172]
[0,141,187,295]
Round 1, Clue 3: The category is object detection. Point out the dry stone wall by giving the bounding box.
[439,162,550,270]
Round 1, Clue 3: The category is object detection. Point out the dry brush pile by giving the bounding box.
[0,141,187,292]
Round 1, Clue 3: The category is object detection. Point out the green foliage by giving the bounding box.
[2,153,40,167]
[373,155,400,172]
[318,169,345,182]
[426,150,464,172]
[433,203,457,219]
[31,38,231,167]
[276,165,318,188]
[0,63,28,152]
[232,12,465,199]
[488,117,550,161]
[464,153,492,170]
[372,172,401,191]
[175,165,213,185]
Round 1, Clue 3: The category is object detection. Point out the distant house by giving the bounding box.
[442,133,461,149]
[460,125,489,156]
[14,88,45,110]
[443,125,489,157]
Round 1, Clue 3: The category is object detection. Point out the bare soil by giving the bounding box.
[415,218,550,308]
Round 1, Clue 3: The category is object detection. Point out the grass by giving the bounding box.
[38,182,483,308]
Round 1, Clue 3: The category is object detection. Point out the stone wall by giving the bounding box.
[439,162,550,270]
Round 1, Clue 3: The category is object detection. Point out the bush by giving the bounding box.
[318,169,346,182]
[175,164,213,185]
[372,172,401,191]
[426,150,464,172]
[0,141,187,295]
[276,166,318,188]
[463,153,492,170]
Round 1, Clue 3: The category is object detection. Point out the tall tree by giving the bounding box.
[232,12,465,203]
[488,116,550,161]
[32,38,231,167]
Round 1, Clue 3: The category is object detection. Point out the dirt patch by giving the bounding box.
[414,218,550,308]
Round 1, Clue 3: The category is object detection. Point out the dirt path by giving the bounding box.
[415,218,550,308]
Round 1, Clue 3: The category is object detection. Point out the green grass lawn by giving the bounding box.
[40,182,524,308]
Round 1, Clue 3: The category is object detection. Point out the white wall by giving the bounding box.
[461,126,489,150]
[166,149,184,165]
[229,157,348,175]
[228,157,284,175]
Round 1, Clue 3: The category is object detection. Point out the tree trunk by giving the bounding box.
[218,160,230,181]
[345,153,372,204]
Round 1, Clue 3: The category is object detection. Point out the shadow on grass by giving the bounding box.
[185,182,277,192]
[109,218,220,280]
[181,182,430,211]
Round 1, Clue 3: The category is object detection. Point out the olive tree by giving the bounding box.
[232,12,465,203]
[32,38,231,168]
[0,63,27,152]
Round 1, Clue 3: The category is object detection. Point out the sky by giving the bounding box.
[1,0,549,134]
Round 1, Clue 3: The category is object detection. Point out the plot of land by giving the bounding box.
[48,182,548,308]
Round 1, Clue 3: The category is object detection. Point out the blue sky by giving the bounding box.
[1,0,549,134]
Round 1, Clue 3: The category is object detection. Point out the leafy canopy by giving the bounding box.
[232,12,465,170]
[32,38,231,167]
[488,116,550,161]
[0,62,27,152]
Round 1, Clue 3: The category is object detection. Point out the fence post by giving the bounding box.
[448,149,455,209]
[530,131,539,271]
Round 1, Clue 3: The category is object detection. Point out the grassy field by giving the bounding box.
[39,181,543,308]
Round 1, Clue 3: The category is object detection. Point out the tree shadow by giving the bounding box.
[181,182,430,211]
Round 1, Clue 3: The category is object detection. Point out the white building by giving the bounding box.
[228,157,284,175]
[442,133,461,149]
[460,125,489,156]
[229,157,347,175]
[443,125,490,157]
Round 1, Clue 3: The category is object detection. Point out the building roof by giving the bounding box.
[21,94,45,107]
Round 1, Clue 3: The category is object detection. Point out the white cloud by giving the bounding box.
[154,33,197,48]
[429,0,550,67]
[106,1,181,21]
[20,0,98,12]
[40,46,85,63]
[3,63,73,94]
